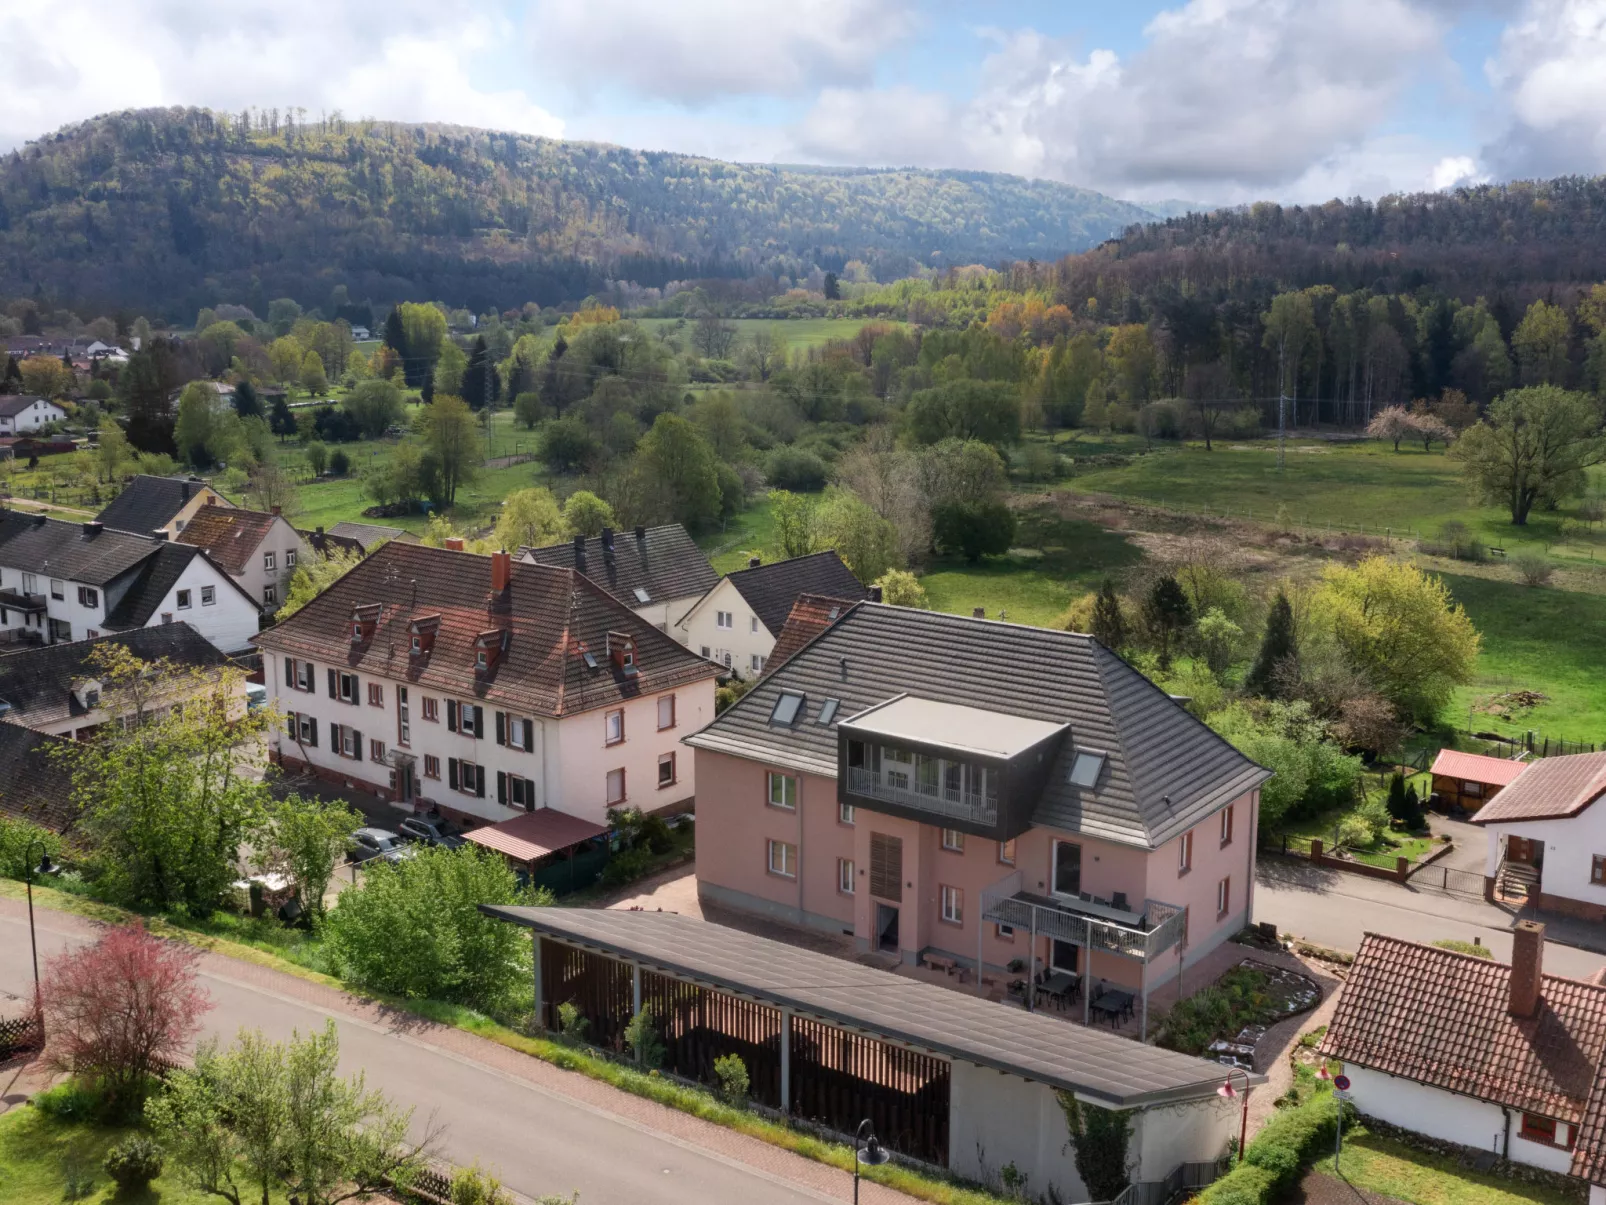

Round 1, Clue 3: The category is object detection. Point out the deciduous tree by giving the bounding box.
[933,500,1016,563]
[561,489,615,537]
[251,796,362,921]
[1450,385,1605,524]
[493,487,564,550]
[414,394,478,507]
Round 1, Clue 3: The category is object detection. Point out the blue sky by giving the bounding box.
[5,0,1606,206]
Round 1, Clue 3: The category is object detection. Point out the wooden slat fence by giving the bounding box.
[641,971,784,1109]
[0,1013,42,1060]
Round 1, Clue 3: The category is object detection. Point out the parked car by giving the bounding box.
[398,814,466,849]
[348,827,415,864]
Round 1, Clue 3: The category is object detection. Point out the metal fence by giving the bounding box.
[1410,863,1488,898]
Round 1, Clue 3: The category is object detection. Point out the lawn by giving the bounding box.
[1308,1128,1579,1205]
[0,1108,230,1205]
[636,316,900,351]
[1278,804,1439,869]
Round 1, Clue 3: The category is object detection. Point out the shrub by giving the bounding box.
[764,447,829,491]
[557,1002,589,1042]
[1513,552,1554,587]
[1335,814,1374,850]
[933,500,1016,561]
[1433,938,1493,958]
[639,813,674,855]
[32,1079,106,1122]
[713,1053,750,1106]
[1155,967,1272,1055]
[1198,1163,1278,1205]
[451,1161,508,1205]
[625,1006,665,1069]
[1243,1091,1347,1194]
[329,448,351,476]
[601,845,653,887]
[62,1154,97,1202]
[104,1135,164,1190]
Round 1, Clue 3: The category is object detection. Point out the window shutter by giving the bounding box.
[473,707,484,739]
[495,711,506,746]
[307,718,318,748]
[869,834,903,901]
[328,668,337,698]
[284,656,293,686]
[449,758,460,790]
[447,701,458,733]
[285,712,296,738]
[525,718,536,753]
[349,675,359,705]
[498,771,508,804]
[475,765,486,797]
[330,722,341,752]
[354,730,363,756]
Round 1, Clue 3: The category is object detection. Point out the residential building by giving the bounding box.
[1474,750,1606,919]
[519,524,718,633]
[0,512,259,652]
[95,475,231,538]
[0,721,79,835]
[762,592,866,675]
[325,520,420,552]
[0,395,67,434]
[0,623,232,740]
[176,503,310,612]
[674,550,869,676]
[256,542,718,828]
[1322,924,1606,1202]
[684,603,1269,1016]
[1431,747,1528,814]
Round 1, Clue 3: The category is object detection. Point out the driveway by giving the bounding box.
[0,898,914,1205]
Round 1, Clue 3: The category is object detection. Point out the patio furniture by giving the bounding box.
[1039,971,1079,1011]
[1007,979,1028,1003]
[1090,989,1135,1028]
[924,953,958,976]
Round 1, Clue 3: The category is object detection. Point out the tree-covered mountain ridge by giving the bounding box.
[0,107,1156,316]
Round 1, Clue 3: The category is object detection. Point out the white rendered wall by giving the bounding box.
[1345,1066,1509,1157]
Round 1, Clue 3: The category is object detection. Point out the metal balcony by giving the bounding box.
[845,766,998,827]
[980,870,1186,964]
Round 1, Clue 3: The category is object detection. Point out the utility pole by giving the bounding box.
[1277,341,1287,471]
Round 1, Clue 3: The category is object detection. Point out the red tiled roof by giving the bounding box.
[762,594,861,676]
[1320,933,1606,1124]
[1431,748,1529,787]
[1471,750,1606,825]
[464,809,608,863]
[176,504,280,574]
[254,542,717,717]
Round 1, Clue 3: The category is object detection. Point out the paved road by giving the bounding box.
[0,900,887,1205]
[1255,858,1606,980]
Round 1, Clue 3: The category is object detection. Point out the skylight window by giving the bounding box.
[770,691,805,725]
[582,650,599,670]
[1068,751,1106,789]
[633,587,651,604]
[817,698,840,725]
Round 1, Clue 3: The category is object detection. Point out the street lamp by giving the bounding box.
[853,1118,890,1205]
[23,840,52,1030]
[1218,1068,1251,1164]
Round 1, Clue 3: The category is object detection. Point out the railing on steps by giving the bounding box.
[1079,1158,1228,1205]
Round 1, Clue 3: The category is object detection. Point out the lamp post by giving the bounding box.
[1317,1061,1346,1172]
[854,1118,890,1205]
[22,840,53,1032]
[1218,1068,1251,1164]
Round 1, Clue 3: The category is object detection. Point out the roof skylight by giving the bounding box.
[1068,751,1106,789]
[817,698,840,725]
[582,650,599,670]
[770,691,805,725]
[633,587,651,604]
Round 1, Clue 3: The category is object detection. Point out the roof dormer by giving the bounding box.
[606,630,638,677]
[350,603,382,644]
[473,628,509,673]
[408,613,441,658]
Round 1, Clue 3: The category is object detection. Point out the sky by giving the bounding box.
[5,0,1606,208]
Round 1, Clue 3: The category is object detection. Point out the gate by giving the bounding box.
[1410,863,1487,898]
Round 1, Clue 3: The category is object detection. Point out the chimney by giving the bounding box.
[153,529,170,542]
[748,556,761,569]
[572,533,586,562]
[634,525,646,541]
[180,481,192,501]
[601,527,615,552]
[1510,920,1545,1018]
[972,606,986,619]
[444,537,465,552]
[82,520,103,537]
[491,549,512,593]
[316,526,325,536]
[868,585,883,603]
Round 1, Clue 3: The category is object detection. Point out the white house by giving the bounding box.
[0,395,67,434]
[519,524,718,634]
[0,511,260,653]
[176,503,311,612]
[1472,750,1606,921]
[255,542,719,829]
[673,549,868,676]
[1322,924,1606,1201]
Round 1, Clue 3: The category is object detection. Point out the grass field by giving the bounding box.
[1308,1128,1576,1205]
[0,1108,226,1205]
[637,316,899,351]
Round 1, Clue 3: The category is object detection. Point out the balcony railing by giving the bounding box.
[980,870,1186,964]
[845,766,998,827]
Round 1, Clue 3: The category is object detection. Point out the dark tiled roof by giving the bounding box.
[95,475,219,536]
[762,594,862,676]
[719,551,869,636]
[256,542,717,717]
[1321,933,1606,1125]
[520,524,717,609]
[326,521,418,550]
[0,511,157,585]
[102,544,254,630]
[176,505,280,575]
[0,395,53,418]
[685,604,1269,848]
[484,906,1248,1107]
[0,721,79,834]
[0,623,228,726]
[1471,750,1606,824]
[301,529,366,560]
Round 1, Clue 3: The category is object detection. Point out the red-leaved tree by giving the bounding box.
[42,924,210,1107]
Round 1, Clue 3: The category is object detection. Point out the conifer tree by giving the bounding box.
[1090,579,1128,652]
[1247,591,1296,696]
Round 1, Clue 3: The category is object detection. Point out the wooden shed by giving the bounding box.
[1430,748,1528,814]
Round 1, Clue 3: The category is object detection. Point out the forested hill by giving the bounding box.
[0,108,1155,318]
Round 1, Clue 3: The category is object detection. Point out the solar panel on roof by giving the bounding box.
[770,691,804,725]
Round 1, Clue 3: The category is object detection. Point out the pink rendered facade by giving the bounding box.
[694,748,1260,993]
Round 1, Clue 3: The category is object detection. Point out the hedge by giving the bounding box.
[1197,1090,1350,1205]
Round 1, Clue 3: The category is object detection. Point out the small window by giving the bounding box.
[750,616,759,633]
[201,586,215,606]
[817,698,840,725]
[1220,804,1235,846]
[264,584,277,605]
[286,551,297,568]
[1179,830,1194,874]
[1068,751,1106,788]
[161,612,173,624]
[941,829,965,853]
[582,649,599,670]
[700,645,711,658]
[750,654,765,673]
[369,738,385,763]
[767,771,797,810]
[770,691,804,725]
[263,552,276,572]
[839,802,855,825]
[767,839,797,878]
[367,682,384,707]
[475,649,487,669]
[410,635,422,655]
[422,697,439,722]
[77,586,98,608]
[605,708,624,745]
[1464,780,1485,798]
[717,610,732,629]
[1216,874,1231,917]
[50,579,63,600]
[340,726,359,758]
[424,754,441,779]
[838,858,855,894]
[633,587,651,604]
[658,752,676,787]
[606,767,626,804]
[998,839,1016,865]
[177,589,192,610]
[657,694,676,730]
[1521,1114,1575,1150]
[940,885,963,925]
[1593,856,1606,886]
[996,923,1015,941]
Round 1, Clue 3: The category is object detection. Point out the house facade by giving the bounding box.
[1323,924,1606,1201]
[1474,750,1606,919]
[685,603,1269,1015]
[0,395,66,434]
[520,524,718,634]
[176,503,310,612]
[256,542,719,828]
[674,550,868,676]
[96,475,231,538]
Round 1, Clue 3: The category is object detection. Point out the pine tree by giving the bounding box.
[1403,783,1426,830]
[420,367,435,405]
[462,335,499,410]
[383,308,406,355]
[1385,773,1408,824]
[2,355,20,393]
[1246,591,1296,696]
[232,379,261,419]
[823,272,840,301]
[269,394,296,440]
[1141,575,1193,669]
[1090,579,1128,651]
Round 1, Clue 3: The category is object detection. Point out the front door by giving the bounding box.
[876,903,900,953]
[1508,836,1539,865]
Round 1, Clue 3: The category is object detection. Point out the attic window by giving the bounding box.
[410,635,422,655]
[770,691,805,726]
[582,648,599,670]
[828,607,840,620]
[633,587,651,604]
[1068,751,1106,789]
[817,698,840,725]
[475,650,488,669]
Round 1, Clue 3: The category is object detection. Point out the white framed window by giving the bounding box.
[22,573,38,594]
[750,654,765,673]
[77,586,98,608]
[1216,875,1231,917]
[839,802,855,825]
[293,659,314,691]
[294,713,317,744]
[750,616,759,633]
[177,589,192,609]
[606,767,626,804]
[838,858,855,894]
[716,610,733,629]
[367,682,384,706]
[767,839,797,878]
[767,771,797,810]
[940,885,963,925]
[658,752,676,788]
[50,578,63,600]
[369,738,385,762]
[340,726,359,758]
[398,686,410,745]
[201,585,215,606]
[605,708,624,745]
[941,829,965,853]
[423,753,440,779]
[700,645,711,658]
[657,694,676,730]
[338,672,359,703]
[264,552,276,572]
[996,923,1015,940]
[1179,830,1194,874]
[1220,804,1235,846]
[286,550,297,568]
[998,839,1016,865]
[264,584,276,605]
[506,715,532,751]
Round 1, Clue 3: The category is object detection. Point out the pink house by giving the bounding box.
[686,603,1270,1028]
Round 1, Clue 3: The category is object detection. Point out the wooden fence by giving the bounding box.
[0,1012,42,1060]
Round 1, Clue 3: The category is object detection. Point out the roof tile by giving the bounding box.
[1472,750,1606,824]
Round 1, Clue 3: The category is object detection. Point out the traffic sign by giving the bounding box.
[1333,1074,1351,1091]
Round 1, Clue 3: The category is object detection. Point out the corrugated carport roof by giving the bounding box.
[481,905,1249,1107]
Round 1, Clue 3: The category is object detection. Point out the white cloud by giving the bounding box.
[0,1,563,152]
[528,0,915,103]
[1482,0,1606,177]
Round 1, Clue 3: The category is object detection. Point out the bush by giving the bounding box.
[1244,1091,1347,1193]
[329,448,351,476]
[625,1006,665,1069]
[1335,813,1374,850]
[639,813,674,855]
[764,447,829,492]
[32,1079,107,1122]
[104,1135,164,1190]
[933,500,1016,561]
[557,1002,589,1042]
[1433,938,1493,958]
[601,845,653,887]
[1155,967,1273,1055]
[713,1053,750,1106]
[1513,551,1554,587]
[451,1161,508,1205]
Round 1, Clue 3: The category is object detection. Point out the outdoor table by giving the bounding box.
[1038,971,1079,1009]
[1090,989,1133,1027]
